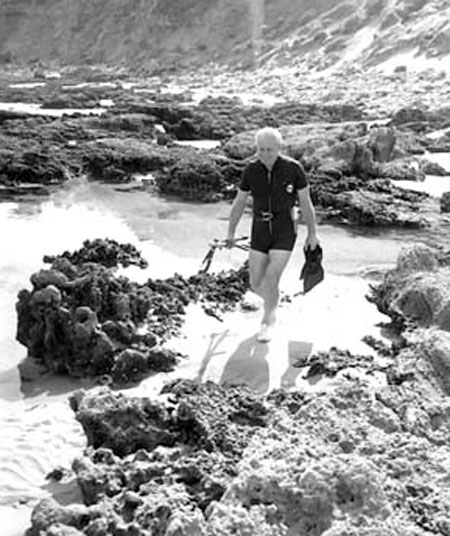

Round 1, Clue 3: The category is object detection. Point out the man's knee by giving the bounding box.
[263,270,282,289]
[250,274,264,294]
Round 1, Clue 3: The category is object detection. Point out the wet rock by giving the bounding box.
[421,160,449,176]
[25,497,89,536]
[70,388,176,457]
[154,151,243,202]
[70,380,269,461]
[120,99,363,142]
[43,238,148,269]
[440,192,450,213]
[390,107,429,130]
[396,244,439,273]
[81,138,173,182]
[390,106,450,133]
[318,187,428,228]
[0,144,71,184]
[30,269,70,289]
[376,159,426,181]
[293,346,375,377]
[17,240,249,383]
[367,126,396,163]
[111,347,178,384]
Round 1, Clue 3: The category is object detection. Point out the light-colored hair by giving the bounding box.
[255,127,283,147]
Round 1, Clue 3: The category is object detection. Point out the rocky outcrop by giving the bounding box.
[1,98,436,225]
[16,239,249,383]
[369,244,450,330]
[224,122,428,179]
[316,182,429,228]
[26,352,450,535]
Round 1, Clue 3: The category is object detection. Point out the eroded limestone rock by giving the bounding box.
[16,239,249,383]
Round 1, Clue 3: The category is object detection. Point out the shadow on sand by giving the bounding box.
[220,335,270,394]
[281,340,314,389]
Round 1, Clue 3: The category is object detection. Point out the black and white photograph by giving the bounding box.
[1,0,450,534]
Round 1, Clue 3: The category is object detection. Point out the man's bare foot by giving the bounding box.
[257,323,274,343]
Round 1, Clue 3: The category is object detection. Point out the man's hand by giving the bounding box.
[304,234,320,250]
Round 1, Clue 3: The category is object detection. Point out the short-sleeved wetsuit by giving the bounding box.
[239,154,308,253]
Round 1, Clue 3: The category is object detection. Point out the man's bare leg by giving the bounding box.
[249,249,269,298]
[260,249,292,326]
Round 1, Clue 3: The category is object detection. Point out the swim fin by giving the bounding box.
[300,244,324,293]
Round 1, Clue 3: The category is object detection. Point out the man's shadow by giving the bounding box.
[219,335,270,394]
[280,340,314,389]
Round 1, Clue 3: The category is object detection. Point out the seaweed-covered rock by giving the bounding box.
[43,238,148,269]
[16,240,249,383]
[154,151,243,202]
[120,99,363,141]
[81,138,174,182]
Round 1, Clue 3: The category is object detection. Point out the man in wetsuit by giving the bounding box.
[227,127,319,342]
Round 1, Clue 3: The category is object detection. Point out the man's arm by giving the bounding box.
[298,185,319,249]
[227,188,249,242]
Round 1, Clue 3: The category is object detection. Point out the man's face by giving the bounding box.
[256,135,281,169]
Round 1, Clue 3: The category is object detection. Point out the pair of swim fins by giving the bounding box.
[300,244,324,293]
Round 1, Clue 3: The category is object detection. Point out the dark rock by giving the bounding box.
[43,238,148,269]
[70,380,269,460]
[70,388,177,457]
[440,192,450,213]
[421,160,449,176]
[81,138,173,182]
[155,151,243,202]
[317,185,428,228]
[367,126,396,163]
[17,240,249,383]
[25,497,89,536]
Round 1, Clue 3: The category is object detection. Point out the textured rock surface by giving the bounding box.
[16,239,249,383]
[0,81,444,227]
[440,192,450,213]
[26,348,450,535]
[369,243,450,330]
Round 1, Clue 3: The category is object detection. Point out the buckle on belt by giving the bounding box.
[259,211,273,222]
